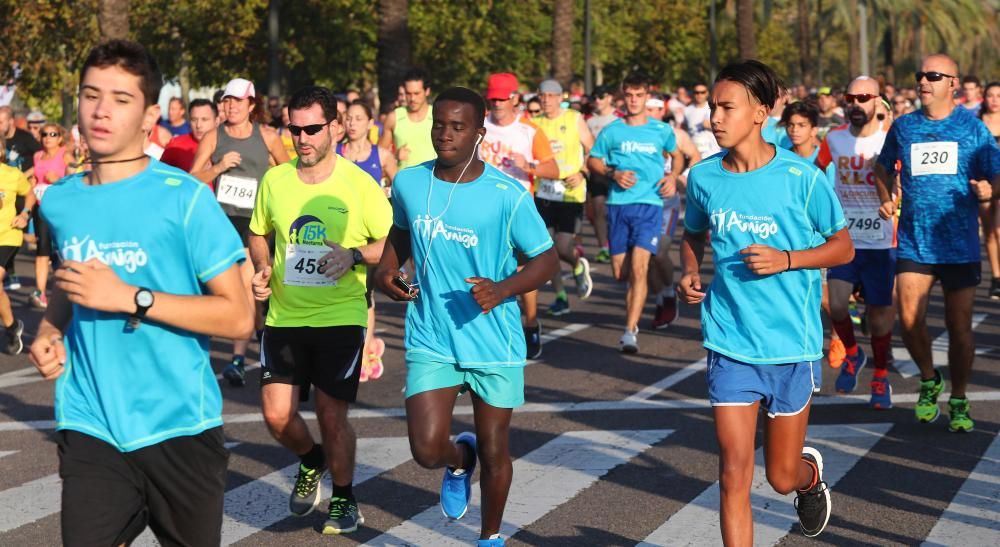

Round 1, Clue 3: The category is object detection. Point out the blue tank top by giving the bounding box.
[336,142,383,186]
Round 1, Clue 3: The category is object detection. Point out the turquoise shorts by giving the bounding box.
[405,357,525,409]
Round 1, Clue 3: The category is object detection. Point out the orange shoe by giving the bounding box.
[828,338,846,369]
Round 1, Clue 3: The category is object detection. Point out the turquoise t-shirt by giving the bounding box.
[41,160,244,452]
[392,161,553,367]
[684,147,846,364]
[590,117,678,206]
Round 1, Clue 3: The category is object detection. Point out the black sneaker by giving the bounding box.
[5,319,24,355]
[289,463,327,516]
[795,447,831,538]
[322,496,364,535]
[524,321,542,360]
[222,359,246,387]
[991,278,1000,301]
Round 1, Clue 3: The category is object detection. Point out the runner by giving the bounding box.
[961,76,983,114]
[646,95,701,329]
[679,59,852,544]
[585,84,618,263]
[160,98,218,173]
[159,97,192,137]
[191,77,290,386]
[780,100,821,162]
[248,86,391,535]
[816,86,844,137]
[337,98,399,381]
[0,135,32,352]
[379,68,436,170]
[29,39,251,546]
[375,86,558,547]
[979,82,1000,299]
[815,76,895,408]
[874,54,1000,432]
[479,72,558,359]
[532,79,594,316]
[587,71,683,353]
[28,123,72,309]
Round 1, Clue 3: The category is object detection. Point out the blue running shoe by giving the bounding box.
[547,296,570,316]
[869,373,892,410]
[478,536,505,547]
[835,347,866,394]
[441,432,477,519]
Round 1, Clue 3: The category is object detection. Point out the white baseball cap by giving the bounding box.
[222,78,256,99]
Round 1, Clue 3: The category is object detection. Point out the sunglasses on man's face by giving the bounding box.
[844,93,877,104]
[915,71,955,83]
[42,132,60,138]
[527,108,541,115]
[694,89,709,95]
[287,123,328,137]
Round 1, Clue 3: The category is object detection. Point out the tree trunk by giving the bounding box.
[377,0,411,110]
[268,0,281,99]
[882,26,894,85]
[98,0,129,42]
[797,0,810,85]
[847,0,860,76]
[551,0,573,88]
[736,0,756,60]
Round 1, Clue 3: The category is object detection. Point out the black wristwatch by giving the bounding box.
[128,287,154,330]
[350,248,364,267]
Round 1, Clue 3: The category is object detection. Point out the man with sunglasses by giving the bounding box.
[480,72,559,359]
[247,86,392,535]
[816,76,895,408]
[586,85,619,263]
[875,54,1000,433]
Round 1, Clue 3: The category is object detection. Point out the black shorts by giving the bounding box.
[58,428,228,547]
[0,246,18,271]
[34,207,54,257]
[588,172,611,198]
[897,259,981,291]
[260,325,365,402]
[228,215,252,247]
[535,197,583,234]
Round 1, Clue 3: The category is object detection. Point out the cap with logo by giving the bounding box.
[222,78,256,100]
[486,73,519,101]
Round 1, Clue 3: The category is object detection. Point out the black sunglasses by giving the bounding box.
[694,89,709,94]
[527,108,541,114]
[915,71,955,83]
[287,123,328,137]
[42,131,60,138]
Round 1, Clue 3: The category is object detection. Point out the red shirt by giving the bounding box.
[160,133,200,173]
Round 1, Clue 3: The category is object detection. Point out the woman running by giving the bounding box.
[29,123,72,309]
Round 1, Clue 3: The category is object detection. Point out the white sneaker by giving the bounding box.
[620,328,639,354]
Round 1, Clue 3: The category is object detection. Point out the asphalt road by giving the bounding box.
[0,232,997,546]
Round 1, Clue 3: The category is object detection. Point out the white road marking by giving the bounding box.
[638,423,893,547]
[0,473,61,533]
[921,434,1000,547]
[365,429,673,546]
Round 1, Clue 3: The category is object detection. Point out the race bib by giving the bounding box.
[845,208,886,241]
[33,184,50,201]
[284,244,337,287]
[911,142,958,176]
[216,174,258,210]
[536,178,566,201]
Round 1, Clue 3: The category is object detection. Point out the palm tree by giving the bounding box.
[797,0,811,85]
[98,0,129,41]
[377,0,411,110]
[551,0,573,88]
[736,0,756,60]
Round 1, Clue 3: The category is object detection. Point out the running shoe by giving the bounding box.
[574,257,593,299]
[525,322,542,360]
[4,319,24,355]
[322,496,364,535]
[359,361,370,383]
[574,244,585,259]
[869,373,892,410]
[948,398,974,433]
[222,359,246,387]
[368,337,385,380]
[478,537,505,547]
[835,348,866,393]
[848,300,861,325]
[29,290,48,309]
[795,447,831,538]
[991,278,1000,301]
[915,372,945,423]
[827,338,846,369]
[4,275,20,291]
[441,432,477,519]
[620,328,639,354]
[547,296,570,316]
[595,248,611,264]
[289,463,327,516]
[651,295,677,330]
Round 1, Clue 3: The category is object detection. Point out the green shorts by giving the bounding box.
[405,357,525,409]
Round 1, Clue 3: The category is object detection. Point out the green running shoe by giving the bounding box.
[322,496,364,535]
[948,398,974,433]
[595,248,611,264]
[915,372,944,423]
[289,463,327,516]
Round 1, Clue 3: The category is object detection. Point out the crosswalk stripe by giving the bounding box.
[637,423,892,547]
[893,313,988,378]
[131,437,413,546]
[0,367,42,389]
[624,358,706,402]
[920,434,1000,547]
[0,451,17,459]
[365,429,674,546]
[0,473,61,533]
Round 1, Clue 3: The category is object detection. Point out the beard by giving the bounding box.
[848,108,870,127]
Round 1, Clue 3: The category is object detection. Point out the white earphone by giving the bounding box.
[475,133,484,146]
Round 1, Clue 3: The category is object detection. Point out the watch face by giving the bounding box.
[136,290,154,307]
